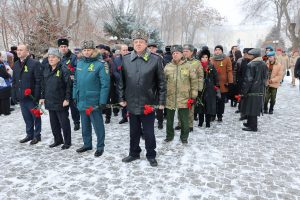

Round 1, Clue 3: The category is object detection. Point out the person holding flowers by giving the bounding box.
[118,29,166,167]
[73,40,110,157]
[164,45,198,144]
[39,48,72,149]
[12,44,42,145]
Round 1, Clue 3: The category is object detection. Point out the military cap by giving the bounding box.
[81,40,95,49]
[171,45,183,54]
[57,38,69,47]
[248,48,261,57]
[131,29,149,41]
[267,51,275,57]
[183,44,195,52]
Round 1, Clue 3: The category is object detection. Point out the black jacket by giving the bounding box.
[118,50,166,115]
[199,63,219,115]
[41,63,71,111]
[295,57,300,78]
[241,57,268,116]
[12,56,42,102]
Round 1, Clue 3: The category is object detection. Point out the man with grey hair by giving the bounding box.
[241,48,268,132]
[118,29,166,167]
[12,44,42,145]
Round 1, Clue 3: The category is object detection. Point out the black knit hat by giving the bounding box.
[57,38,69,47]
[214,45,223,52]
[200,49,211,59]
[243,48,253,53]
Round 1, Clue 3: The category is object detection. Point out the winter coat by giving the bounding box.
[211,55,233,93]
[241,57,268,116]
[266,60,283,89]
[295,57,300,78]
[118,50,166,115]
[112,55,123,83]
[236,58,250,93]
[12,56,42,102]
[41,63,71,111]
[198,63,219,115]
[0,63,11,99]
[163,53,172,66]
[187,58,204,92]
[61,50,77,75]
[73,50,110,111]
[164,59,198,109]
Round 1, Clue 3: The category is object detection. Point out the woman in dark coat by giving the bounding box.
[197,49,220,128]
[40,48,72,149]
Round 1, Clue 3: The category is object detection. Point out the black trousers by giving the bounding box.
[247,116,258,130]
[49,109,71,145]
[156,109,164,124]
[121,107,128,119]
[198,114,211,125]
[0,98,10,115]
[70,99,80,125]
[129,112,156,159]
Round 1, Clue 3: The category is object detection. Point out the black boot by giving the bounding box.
[198,114,204,127]
[74,123,80,131]
[49,141,63,148]
[76,146,92,153]
[119,118,128,124]
[158,122,163,130]
[19,136,32,143]
[30,137,41,145]
[105,118,110,124]
[269,104,274,114]
[205,115,211,128]
[122,155,140,163]
[94,149,104,157]
[174,126,181,130]
[264,104,268,114]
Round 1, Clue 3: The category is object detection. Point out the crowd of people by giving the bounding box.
[1,28,300,167]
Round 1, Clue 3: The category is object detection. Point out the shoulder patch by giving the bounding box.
[104,62,109,74]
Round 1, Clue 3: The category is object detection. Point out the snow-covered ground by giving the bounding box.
[1,76,300,200]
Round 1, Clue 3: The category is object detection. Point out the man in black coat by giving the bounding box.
[241,48,268,132]
[12,44,42,144]
[40,48,72,149]
[118,29,166,167]
[58,38,80,131]
[294,57,300,80]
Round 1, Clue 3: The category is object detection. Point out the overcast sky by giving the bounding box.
[207,0,244,26]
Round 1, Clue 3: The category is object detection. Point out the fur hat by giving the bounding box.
[81,40,95,49]
[183,44,195,52]
[131,29,148,41]
[199,49,211,59]
[48,47,62,59]
[148,43,157,48]
[171,45,183,54]
[57,38,69,47]
[214,45,223,52]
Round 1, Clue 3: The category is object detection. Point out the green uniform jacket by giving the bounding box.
[164,59,198,109]
[73,50,110,111]
[187,58,204,92]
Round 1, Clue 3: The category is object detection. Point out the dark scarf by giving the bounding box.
[212,53,226,61]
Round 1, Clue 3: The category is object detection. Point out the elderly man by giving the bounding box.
[241,48,268,132]
[118,29,166,167]
[12,44,42,144]
[58,38,80,131]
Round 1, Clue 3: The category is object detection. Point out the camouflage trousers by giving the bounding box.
[264,87,277,110]
[177,105,194,128]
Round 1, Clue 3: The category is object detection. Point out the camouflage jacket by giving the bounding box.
[187,58,204,92]
[164,59,198,109]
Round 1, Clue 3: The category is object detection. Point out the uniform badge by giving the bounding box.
[104,63,109,74]
[24,65,28,72]
[88,63,94,71]
[66,60,70,64]
[56,70,60,77]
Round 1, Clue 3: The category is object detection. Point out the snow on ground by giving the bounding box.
[0,76,300,200]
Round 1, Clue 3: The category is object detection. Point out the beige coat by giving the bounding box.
[266,60,283,88]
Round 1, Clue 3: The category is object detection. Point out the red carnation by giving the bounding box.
[117,66,122,71]
[68,64,75,72]
[214,86,219,91]
[217,68,221,74]
[24,88,32,96]
[235,95,241,102]
[31,108,43,118]
[187,98,194,109]
[85,106,94,116]
[144,105,154,115]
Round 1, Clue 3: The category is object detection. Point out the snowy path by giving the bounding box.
[0,76,300,200]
